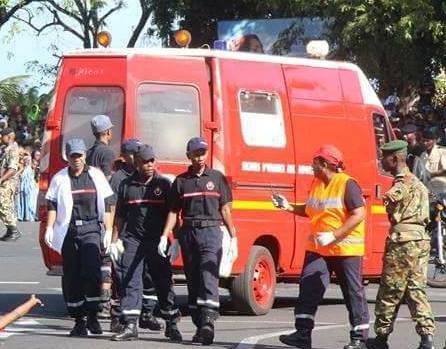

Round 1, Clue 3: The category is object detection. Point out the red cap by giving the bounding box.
[313,144,343,166]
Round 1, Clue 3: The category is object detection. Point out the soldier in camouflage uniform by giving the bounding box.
[0,128,21,241]
[367,140,435,349]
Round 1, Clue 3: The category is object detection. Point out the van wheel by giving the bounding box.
[230,246,276,315]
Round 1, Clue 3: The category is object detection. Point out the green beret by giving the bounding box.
[380,140,408,153]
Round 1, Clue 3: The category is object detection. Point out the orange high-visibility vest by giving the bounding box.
[305,172,365,256]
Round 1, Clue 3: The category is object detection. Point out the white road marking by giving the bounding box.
[235,315,446,349]
[0,281,40,285]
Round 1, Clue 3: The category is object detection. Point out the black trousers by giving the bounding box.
[142,261,159,314]
[116,234,179,324]
[179,226,222,327]
[295,251,370,341]
[62,225,102,318]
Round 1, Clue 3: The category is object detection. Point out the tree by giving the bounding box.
[0,75,28,111]
[13,0,125,48]
[0,0,43,29]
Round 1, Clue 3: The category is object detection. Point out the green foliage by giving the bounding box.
[0,75,28,111]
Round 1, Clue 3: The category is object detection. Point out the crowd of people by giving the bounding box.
[0,105,43,227]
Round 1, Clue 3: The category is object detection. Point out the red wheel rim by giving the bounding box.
[251,256,274,307]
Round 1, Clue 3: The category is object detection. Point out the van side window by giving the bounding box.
[136,84,200,163]
[61,87,124,159]
[239,91,286,148]
[373,113,392,166]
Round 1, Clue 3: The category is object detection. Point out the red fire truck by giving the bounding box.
[38,47,393,315]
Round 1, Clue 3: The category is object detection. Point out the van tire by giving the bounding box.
[230,246,276,315]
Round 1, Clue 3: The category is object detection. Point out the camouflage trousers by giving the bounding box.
[0,181,17,226]
[374,239,435,336]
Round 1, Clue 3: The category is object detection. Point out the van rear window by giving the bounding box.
[239,91,286,148]
[136,84,200,163]
[61,87,124,158]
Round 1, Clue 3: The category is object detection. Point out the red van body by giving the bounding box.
[38,48,393,315]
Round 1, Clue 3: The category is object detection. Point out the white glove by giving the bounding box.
[158,235,168,258]
[44,226,54,247]
[103,230,112,254]
[168,239,181,264]
[315,231,336,247]
[271,194,290,210]
[229,237,238,262]
[109,239,125,263]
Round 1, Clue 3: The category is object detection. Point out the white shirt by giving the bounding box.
[45,166,113,254]
[425,144,446,196]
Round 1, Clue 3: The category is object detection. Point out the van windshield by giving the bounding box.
[136,84,200,163]
[61,87,124,158]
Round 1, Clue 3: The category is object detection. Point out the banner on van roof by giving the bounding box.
[217,18,329,56]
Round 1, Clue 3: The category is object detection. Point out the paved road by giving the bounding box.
[2,222,446,348]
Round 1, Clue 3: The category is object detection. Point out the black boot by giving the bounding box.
[165,321,182,342]
[199,309,218,346]
[69,318,88,337]
[279,329,312,349]
[111,322,138,341]
[366,335,389,349]
[110,316,123,333]
[139,312,163,331]
[86,313,102,334]
[418,335,434,349]
[0,226,21,242]
[344,339,367,349]
[192,329,203,343]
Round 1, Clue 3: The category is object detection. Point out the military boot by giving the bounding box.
[199,309,218,345]
[69,317,88,337]
[366,335,389,349]
[0,226,21,242]
[111,322,138,341]
[279,329,312,349]
[165,321,182,342]
[86,313,103,334]
[417,335,434,349]
[344,339,367,349]
[110,316,123,333]
[139,312,163,331]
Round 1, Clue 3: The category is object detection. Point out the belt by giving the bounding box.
[70,219,99,227]
[183,220,221,228]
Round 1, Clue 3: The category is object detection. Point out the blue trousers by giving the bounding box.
[295,251,370,341]
[179,226,222,327]
[116,234,179,324]
[62,225,102,318]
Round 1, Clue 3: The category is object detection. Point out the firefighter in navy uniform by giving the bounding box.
[109,139,164,333]
[158,137,238,346]
[44,138,114,337]
[86,114,116,318]
[111,145,182,342]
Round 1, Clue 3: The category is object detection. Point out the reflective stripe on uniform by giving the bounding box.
[127,199,165,205]
[143,288,156,293]
[85,296,101,302]
[122,309,141,315]
[160,309,180,315]
[101,266,112,272]
[197,298,220,308]
[295,314,315,320]
[182,192,221,198]
[143,295,158,300]
[71,189,97,194]
[352,323,370,331]
[67,300,84,307]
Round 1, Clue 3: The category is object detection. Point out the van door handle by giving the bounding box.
[375,184,382,199]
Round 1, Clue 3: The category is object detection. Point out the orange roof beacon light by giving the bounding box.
[174,29,192,48]
[97,31,112,48]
